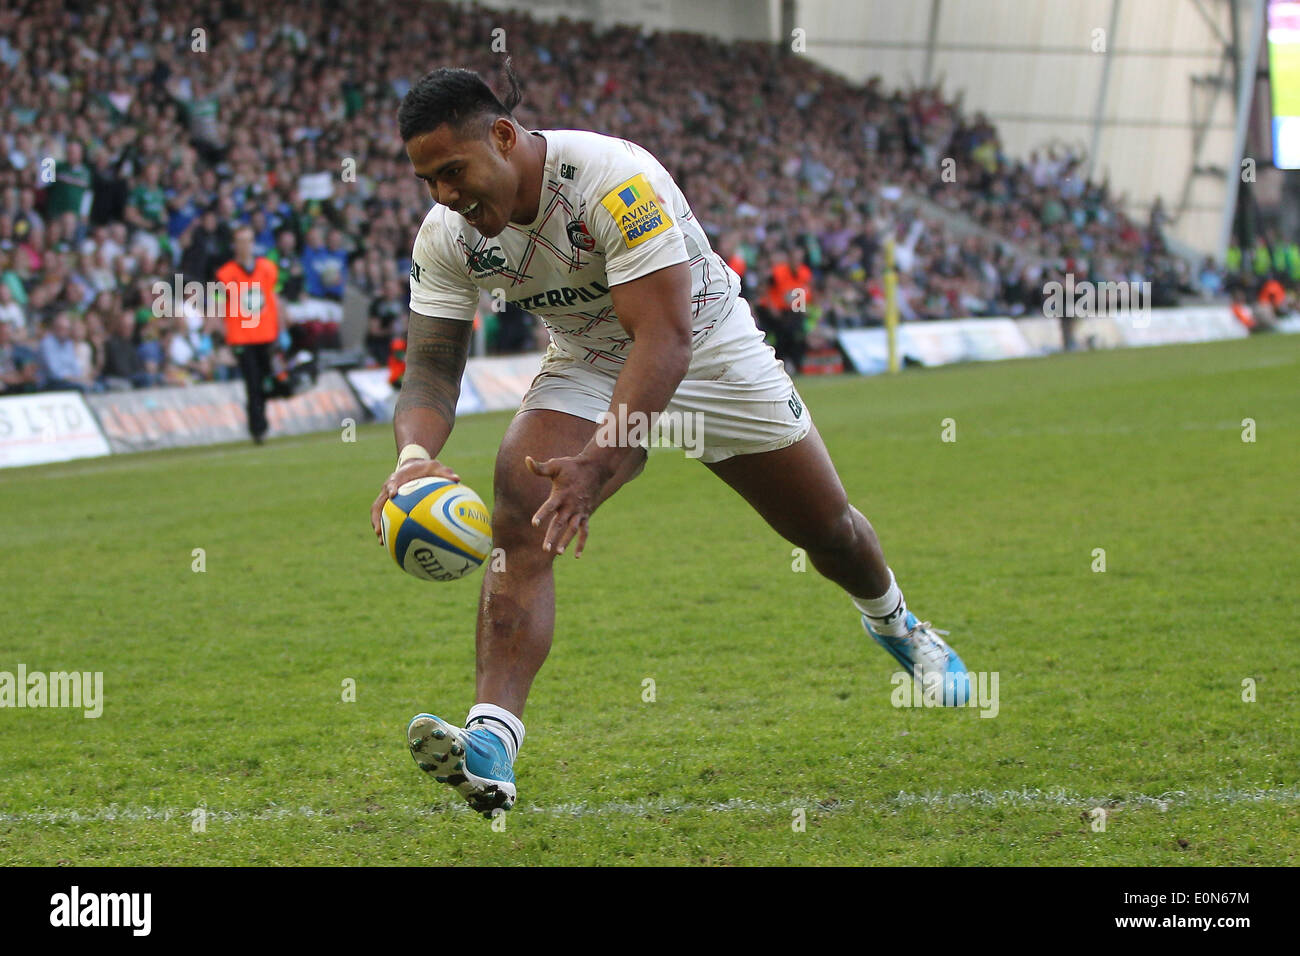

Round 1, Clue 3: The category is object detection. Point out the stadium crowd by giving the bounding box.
[0,0,1228,394]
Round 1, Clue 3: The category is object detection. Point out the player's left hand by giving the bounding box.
[526,454,606,557]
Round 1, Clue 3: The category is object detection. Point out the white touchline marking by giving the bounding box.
[866,420,1266,444]
[3,787,1297,824]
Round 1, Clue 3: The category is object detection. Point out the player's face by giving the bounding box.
[406,118,519,238]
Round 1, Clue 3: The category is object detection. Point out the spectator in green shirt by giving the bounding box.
[1250,237,1272,278]
[267,228,305,302]
[1225,243,1242,273]
[125,161,167,233]
[1284,241,1300,284]
[45,141,92,221]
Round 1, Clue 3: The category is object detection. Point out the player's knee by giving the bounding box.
[488,467,554,558]
[490,493,543,549]
[630,446,648,478]
[800,505,859,557]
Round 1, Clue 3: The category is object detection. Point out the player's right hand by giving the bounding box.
[370,458,461,543]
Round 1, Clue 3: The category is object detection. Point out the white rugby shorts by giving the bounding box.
[517,295,812,463]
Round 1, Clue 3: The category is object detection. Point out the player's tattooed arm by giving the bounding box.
[393,313,472,456]
[371,315,470,543]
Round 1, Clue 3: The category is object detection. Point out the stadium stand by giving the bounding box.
[0,0,1232,394]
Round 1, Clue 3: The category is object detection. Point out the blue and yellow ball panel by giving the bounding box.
[381,477,492,581]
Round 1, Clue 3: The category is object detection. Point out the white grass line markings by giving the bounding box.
[3,787,1297,824]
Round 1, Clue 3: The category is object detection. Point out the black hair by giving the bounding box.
[397,59,523,142]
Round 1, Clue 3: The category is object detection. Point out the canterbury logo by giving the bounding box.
[466,247,506,276]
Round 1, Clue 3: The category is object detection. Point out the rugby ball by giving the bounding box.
[380,477,492,581]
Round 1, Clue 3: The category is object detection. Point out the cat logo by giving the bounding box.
[409,261,422,284]
[788,391,803,419]
[566,219,597,252]
[560,162,577,180]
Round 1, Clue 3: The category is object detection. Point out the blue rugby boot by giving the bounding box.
[863,611,971,706]
[407,713,516,818]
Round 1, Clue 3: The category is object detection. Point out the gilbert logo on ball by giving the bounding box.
[380,477,492,581]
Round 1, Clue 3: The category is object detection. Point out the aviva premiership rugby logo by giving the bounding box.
[566,219,596,252]
[465,245,506,278]
[600,174,672,249]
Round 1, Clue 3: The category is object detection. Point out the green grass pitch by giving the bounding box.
[1,333,1297,865]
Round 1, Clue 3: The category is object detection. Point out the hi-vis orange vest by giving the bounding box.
[216,257,279,345]
[764,261,812,313]
[388,337,406,386]
[1231,302,1256,329]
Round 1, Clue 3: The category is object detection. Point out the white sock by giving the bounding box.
[465,703,524,762]
[853,568,910,637]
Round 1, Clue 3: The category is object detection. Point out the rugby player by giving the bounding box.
[369,65,970,817]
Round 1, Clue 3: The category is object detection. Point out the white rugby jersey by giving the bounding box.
[407,128,740,372]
